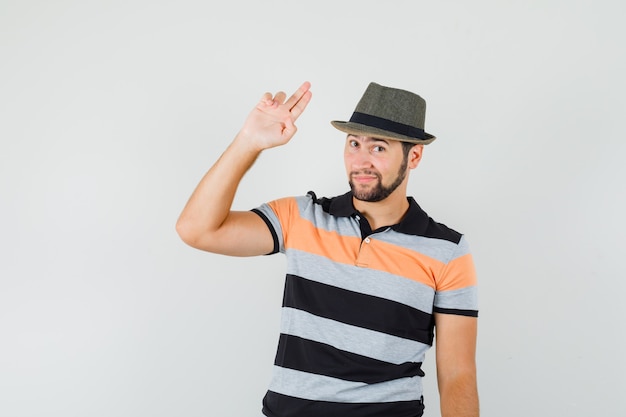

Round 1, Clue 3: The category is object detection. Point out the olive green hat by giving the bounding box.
[331,82,436,144]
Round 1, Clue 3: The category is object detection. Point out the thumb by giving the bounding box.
[282,118,297,139]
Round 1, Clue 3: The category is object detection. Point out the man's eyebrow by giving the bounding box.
[347,135,390,145]
[367,137,391,146]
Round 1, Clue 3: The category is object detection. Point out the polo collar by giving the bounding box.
[325,191,430,236]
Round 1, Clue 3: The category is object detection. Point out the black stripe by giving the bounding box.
[251,208,279,255]
[433,306,478,317]
[283,275,434,345]
[349,112,425,139]
[263,391,424,417]
[275,333,424,384]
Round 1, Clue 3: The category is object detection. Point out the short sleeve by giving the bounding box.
[433,235,478,317]
[251,197,301,255]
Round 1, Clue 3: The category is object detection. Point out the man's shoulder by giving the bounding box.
[400,197,463,244]
[424,217,463,244]
[305,190,353,216]
[263,191,350,218]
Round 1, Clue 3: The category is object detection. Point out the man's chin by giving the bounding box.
[352,188,385,202]
[350,178,390,200]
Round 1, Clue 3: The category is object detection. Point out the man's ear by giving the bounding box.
[408,144,424,169]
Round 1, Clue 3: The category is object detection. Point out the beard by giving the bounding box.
[349,157,408,202]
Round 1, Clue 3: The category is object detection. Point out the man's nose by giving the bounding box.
[351,148,374,169]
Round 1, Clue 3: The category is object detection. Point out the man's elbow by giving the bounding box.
[175,217,202,248]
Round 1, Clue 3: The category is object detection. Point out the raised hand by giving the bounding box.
[238,81,312,151]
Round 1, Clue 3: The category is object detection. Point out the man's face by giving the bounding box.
[344,135,409,202]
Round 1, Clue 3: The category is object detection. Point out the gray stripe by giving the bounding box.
[376,230,470,264]
[268,366,423,403]
[280,308,429,364]
[286,250,435,313]
[434,286,479,310]
[295,195,361,237]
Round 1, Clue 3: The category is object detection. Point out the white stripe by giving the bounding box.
[378,231,462,263]
[268,366,423,403]
[280,308,429,364]
[434,286,479,310]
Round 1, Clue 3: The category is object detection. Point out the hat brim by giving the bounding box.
[330,121,436,145]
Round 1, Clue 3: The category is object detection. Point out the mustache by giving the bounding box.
[350,170,381,179]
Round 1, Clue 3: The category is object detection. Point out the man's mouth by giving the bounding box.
[351,171,380,184]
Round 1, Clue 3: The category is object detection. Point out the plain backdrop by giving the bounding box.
[1,1,625,416]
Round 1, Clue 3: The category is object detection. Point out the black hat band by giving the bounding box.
[349,112,425,140]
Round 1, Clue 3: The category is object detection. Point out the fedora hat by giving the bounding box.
[331,82,436,144]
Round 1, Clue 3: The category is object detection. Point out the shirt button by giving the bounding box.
[364,237,371,243]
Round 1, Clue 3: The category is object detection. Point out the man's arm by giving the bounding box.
[434,312,479,417]
[175,82,312,256]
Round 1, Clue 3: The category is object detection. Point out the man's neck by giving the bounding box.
[352,192,410,231]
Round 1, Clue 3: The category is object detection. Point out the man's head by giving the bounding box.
[333,82,433,202]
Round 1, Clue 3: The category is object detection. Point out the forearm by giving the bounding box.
[175,132,261,244]
[439,371,479,417]
[176,82,311,251]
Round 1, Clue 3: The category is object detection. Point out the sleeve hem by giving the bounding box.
[433,306,478,317]
[251,208,280,255]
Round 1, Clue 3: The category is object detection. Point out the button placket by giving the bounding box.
[356,235,373,267]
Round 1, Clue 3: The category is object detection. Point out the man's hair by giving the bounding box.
[401,141,416,159]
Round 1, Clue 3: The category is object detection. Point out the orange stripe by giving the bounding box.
[288,215,362,266]
[268,197,475,291]
[356,238,443,288]
[435,253,477,291]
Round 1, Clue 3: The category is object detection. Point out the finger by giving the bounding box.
[285,81,311,110]
[273,91,287,104]
[289,89,312,121]
[259,92,273,106]
[282,118,297,139]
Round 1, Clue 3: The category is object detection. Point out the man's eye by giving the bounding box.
[372,146,385,152]
[350,140,359,147]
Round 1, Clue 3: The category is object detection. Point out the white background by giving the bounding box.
[1,1,625,416]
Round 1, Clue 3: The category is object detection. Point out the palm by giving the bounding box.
[240,82,312,150]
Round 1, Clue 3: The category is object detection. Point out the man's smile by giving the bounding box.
[351,171,380,184]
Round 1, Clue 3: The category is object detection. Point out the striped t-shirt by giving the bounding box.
[252,191,478,417]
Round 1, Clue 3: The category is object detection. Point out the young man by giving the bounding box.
[176,81,479,417]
